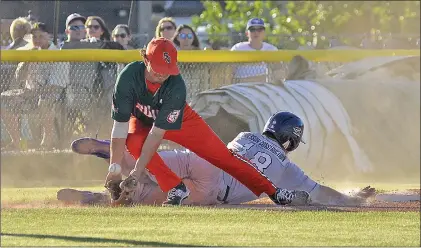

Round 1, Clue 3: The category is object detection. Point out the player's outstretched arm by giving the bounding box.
[310,185,376,206]
[130,126,166,180]
[108,138,126,180]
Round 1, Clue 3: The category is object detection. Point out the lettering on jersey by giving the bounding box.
[239,133,287,161]
[244,133,261,143]
[258,139,286,162]
[136,103,158,119]
[166,110,181,123]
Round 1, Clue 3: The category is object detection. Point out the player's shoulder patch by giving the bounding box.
[166,110,181,123]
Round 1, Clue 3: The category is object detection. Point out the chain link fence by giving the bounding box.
[0,59,343,155]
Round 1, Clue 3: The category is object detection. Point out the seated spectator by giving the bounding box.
[2,17,31,92]
[6,17,31,50]
[84,16,111,42]
[60,13,86,48]
[112,24,134,49]
[17,22,57,50]
[1,22,69,150]
[155,17,176,40]
[230,18,278,83]
[172,24,201,50]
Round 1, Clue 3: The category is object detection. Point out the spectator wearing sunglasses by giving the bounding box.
[230,18,278,83]
[112,24,134,50]
[85,16,111,41]
[60,13,87,48]
[172,25,200,50]
[154,17,177,40]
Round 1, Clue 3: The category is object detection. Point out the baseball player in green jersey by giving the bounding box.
[108,37,310,206]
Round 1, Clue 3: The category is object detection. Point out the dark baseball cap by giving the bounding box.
[246,18,265,30]
[30,22,50,34]
[145,37,179,75]
[66,13,86,27]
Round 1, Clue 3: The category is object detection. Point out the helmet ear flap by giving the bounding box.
[281,140,290,150]
[285,138,299,152]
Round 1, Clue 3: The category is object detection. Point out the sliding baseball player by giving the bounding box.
[58,111,375,206]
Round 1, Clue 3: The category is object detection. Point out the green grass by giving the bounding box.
[1,184,420,246]
[2,207,420,246]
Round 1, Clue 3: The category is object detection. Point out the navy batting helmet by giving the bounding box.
[262,111,305,152]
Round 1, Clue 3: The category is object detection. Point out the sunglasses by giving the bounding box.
[69,25,85,31]
[160,26,175,32]
[114,33,128,38]
[249,27,265,32]
[87,25,101,30]
[178,33,193,40]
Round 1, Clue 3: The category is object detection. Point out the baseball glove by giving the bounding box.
[104,179,134,207]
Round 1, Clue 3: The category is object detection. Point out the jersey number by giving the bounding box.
[237,143,272,172]
[250,151,272,172]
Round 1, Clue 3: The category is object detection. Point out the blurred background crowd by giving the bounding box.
[0,0,419,152]
[1,0,420,51]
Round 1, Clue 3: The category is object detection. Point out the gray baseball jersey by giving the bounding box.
[133,133,318,205]
[224,132,318,204]
[134,150,225,205]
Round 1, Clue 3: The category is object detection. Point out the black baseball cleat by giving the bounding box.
[270,188,311,206]
[162,182,190,206]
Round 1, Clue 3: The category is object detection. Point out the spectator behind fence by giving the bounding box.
[6,17,31,50]
[1,17,31,93]
[84,16,111,42]
[172,24,201,50]
[155,17,176,40]
[230,18,278,83]
[112,24,134,50]
[170,25,207,102]
[1,22,69,150]
[60,18,124,141]
[60,13,86,48]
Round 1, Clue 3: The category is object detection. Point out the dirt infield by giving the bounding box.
[2,189,420,212]
[218,198,420,212]
[219,189,420,212]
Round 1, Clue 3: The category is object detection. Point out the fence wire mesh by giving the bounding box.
[1,60,343,155]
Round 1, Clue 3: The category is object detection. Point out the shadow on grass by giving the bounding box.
[1,232,201,247]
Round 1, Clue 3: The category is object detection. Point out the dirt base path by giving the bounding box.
[2,189,419,212]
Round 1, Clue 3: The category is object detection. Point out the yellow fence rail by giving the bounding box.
[1,49,419,63]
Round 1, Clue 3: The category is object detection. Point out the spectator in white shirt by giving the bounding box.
[230,18,278,83]
[1,23,69,150]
